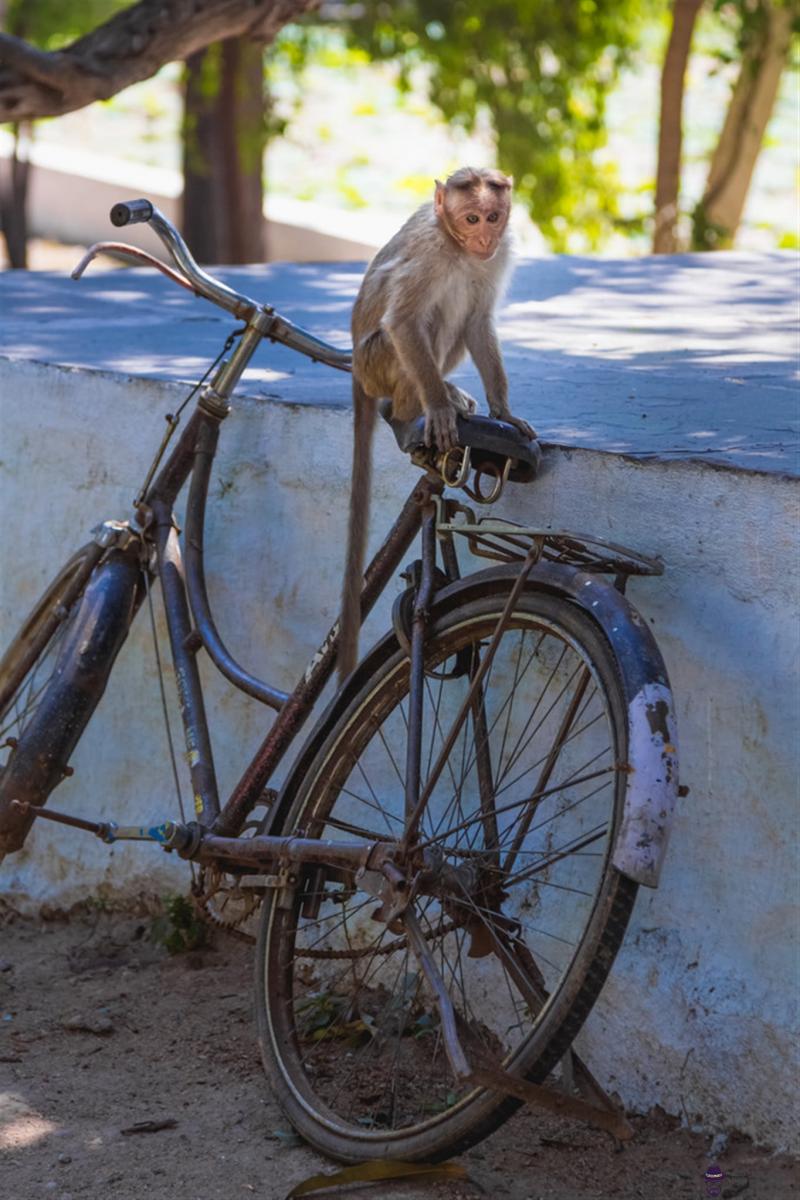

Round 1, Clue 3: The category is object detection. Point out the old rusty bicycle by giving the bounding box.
[0,200,679,1164]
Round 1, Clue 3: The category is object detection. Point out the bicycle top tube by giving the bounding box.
[90,199,353,375]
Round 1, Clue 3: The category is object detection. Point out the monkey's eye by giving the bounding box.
[487,212,499,223]
[465,214,480,225]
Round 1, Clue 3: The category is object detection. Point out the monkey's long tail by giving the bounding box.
[338,379,375,685]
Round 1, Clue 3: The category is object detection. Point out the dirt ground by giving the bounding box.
[1,907,796,1200]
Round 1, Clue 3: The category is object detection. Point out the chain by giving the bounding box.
[295,917,462,960]
[192,866,261,943]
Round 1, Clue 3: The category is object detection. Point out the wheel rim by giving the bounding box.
[262,599,626,1142]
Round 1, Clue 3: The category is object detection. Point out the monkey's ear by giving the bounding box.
[434,180,446,213]
[505,175,514,189]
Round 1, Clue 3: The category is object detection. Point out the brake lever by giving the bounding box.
[71,241,199,295]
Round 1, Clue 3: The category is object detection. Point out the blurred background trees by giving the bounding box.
[1,0,128,265]
[182,37,269,263]
[689,0,796,250]
[341,0,653,251]
[0,0,797,265]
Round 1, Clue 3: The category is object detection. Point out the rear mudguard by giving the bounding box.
[277,562,678,889]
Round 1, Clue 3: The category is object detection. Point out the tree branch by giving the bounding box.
[0,32,90,89]
[0,0,320,122]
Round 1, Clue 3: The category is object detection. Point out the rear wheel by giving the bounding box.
[255,583,638,1162]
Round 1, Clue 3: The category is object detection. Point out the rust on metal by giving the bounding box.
[72,242,201,294]
[152,501,220,825]
[403,908,471,1080]
[403,505,438,822]
[196,832,388,873]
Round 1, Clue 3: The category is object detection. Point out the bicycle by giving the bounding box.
[0,199,679,1165]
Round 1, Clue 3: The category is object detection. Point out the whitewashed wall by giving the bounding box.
[0,354,797,1152]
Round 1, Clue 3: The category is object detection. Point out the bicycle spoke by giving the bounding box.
[502,666,591,875]
[495,711,607,802]
[505,824,610,889]
[415,765,616,854]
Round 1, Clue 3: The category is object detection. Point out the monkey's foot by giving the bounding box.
[445,382,478,414]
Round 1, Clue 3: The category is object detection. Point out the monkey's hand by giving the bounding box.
[491,407,537,441]
[425,403,460,452]
[444,382,478,415]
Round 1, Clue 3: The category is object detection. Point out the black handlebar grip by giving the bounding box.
[110,199,154,228]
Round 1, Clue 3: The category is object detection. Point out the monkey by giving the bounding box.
[338,166,536,681]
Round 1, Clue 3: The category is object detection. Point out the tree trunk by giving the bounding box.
[692,2,794,250]
[0,0,30,267]
[182,36,267,264]
[653,0,704,254]
[0,123,31,267]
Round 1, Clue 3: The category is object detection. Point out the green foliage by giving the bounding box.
[266,25,371,139]
[710,0,800,56]
[691,199,733,251]
[339,0,656,250]
[296,990,375,1044]
[150,894,207,955]
[690,0,799,249]
[5,0,129,49]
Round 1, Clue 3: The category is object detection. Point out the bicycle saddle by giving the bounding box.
[380,404,542,483]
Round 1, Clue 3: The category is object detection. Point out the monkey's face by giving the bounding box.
[435,178,512,261]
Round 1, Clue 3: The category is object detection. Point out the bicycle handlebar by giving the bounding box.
[110,199,154,227]
[106,199,352,372]
[111,198,262,321]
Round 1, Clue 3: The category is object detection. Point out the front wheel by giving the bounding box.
[0,543,143,857]
[255,583,638,1163]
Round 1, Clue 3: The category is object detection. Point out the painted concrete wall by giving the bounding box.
[0,351,797,1151]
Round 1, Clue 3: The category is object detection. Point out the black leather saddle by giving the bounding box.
[380,406,542,483]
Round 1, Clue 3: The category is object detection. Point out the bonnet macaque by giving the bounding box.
[339,166,535,680]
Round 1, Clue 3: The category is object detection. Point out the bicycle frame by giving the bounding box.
[13,200,679,896]
[141,342,444,852]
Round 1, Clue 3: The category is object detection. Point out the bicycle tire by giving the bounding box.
[255,581,638,1163]
[0,543,142,858]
